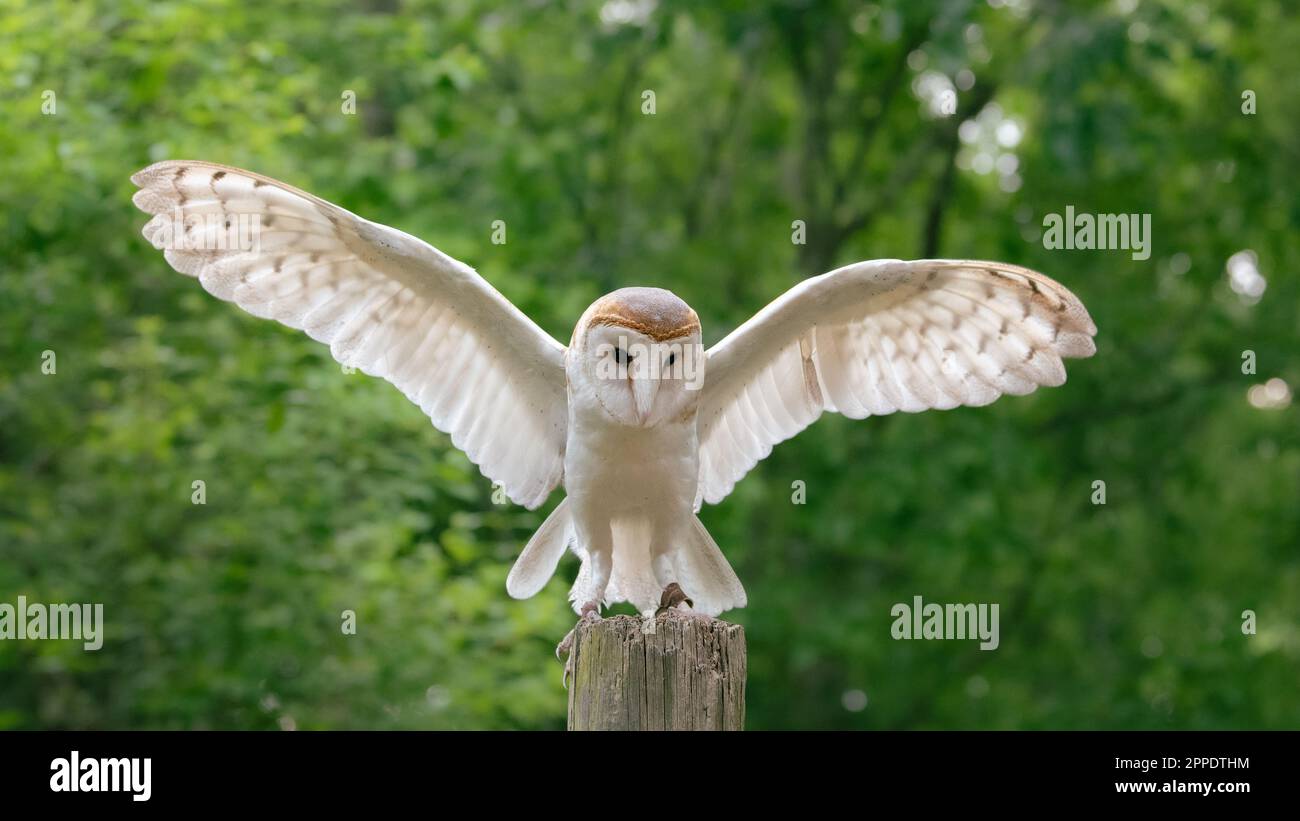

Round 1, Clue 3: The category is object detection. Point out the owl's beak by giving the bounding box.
[631,375,658,425]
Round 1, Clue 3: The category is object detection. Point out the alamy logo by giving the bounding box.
[594,337,705,391]
[50,751,151,802]
[1042,205,1151,260]
[891,595,1000,651]
[0,595,103,650]
[148,206,262,253]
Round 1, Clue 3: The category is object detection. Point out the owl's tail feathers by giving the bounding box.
[677,516,747,617]
[508,503,746,618]
[506,498,573,600]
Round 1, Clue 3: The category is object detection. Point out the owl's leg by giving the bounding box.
[573,526,613,621]
[556,524,613,684]
[642,520,705,634]
[648,519,680,597]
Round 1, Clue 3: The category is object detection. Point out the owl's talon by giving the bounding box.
[556,600,603,687]
[555,628,575,661]
[561,650,574,689]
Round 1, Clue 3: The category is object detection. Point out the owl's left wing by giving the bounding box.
[695,259,1097,508]
[132,160,567,509]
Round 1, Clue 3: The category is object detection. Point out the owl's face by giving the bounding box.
[570,288,705,428]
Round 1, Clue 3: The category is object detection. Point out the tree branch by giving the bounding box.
[831,22,928,208]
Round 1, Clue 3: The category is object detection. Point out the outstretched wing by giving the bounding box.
[132,160,567,509]
[696,259,1097,508]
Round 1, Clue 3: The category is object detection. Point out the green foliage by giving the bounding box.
[1,0,1296,729]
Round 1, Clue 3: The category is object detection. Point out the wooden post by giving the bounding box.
[567,613,746,730]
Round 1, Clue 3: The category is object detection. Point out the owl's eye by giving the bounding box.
[666,352,677,366]
[614,347,630,365]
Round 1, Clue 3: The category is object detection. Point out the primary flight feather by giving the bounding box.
[132,161,1096,624]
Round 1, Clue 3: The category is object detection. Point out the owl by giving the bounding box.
[132,161,1096,630]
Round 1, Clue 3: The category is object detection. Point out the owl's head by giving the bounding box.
[569,287,705,427]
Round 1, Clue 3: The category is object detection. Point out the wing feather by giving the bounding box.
[696,259,1096,507]
[132,160,567,508]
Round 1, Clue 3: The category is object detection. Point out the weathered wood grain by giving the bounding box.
[567,613,746,730]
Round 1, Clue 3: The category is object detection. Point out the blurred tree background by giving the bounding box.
[1,0,1297,729]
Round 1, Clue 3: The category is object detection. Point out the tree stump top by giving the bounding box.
[567,613,746,731]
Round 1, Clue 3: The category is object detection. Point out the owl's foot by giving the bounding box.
[555,601,600,659]
[556,600,602,688]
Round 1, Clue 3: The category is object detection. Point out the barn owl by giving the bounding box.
[132,161,1097,631]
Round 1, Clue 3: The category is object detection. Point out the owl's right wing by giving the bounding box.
[132,160,567,509]
[696,259,1097,508]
